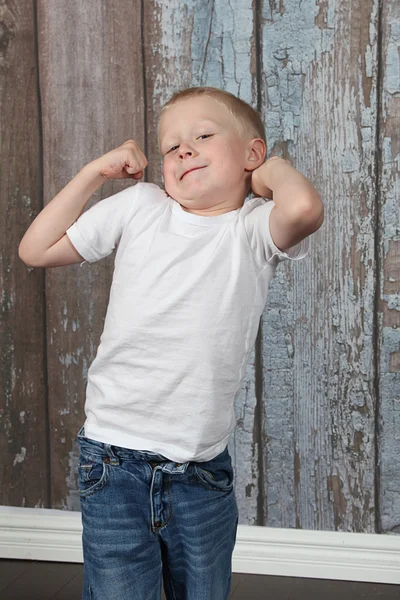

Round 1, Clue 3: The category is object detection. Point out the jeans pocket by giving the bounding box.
[78,449,110,498]
[194,464,234,492]
[193,449,234,492]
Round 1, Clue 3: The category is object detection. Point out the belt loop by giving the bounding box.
[105,444,120,466]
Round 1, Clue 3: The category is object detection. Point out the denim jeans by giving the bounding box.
[77,425,239,600]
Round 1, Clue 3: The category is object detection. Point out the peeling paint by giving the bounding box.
[260,0,379,533]
[13,447,27,467]
[58,346,84,367]
[2,0,396,530]
[328,472,347,530]
[379,0,400,533]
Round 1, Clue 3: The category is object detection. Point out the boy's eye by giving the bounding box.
[167,134,213,154]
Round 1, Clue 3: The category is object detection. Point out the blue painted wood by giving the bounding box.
[377,0,400,534]
[3,0,398,539]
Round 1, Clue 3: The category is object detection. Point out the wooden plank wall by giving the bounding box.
[1,0,398,535]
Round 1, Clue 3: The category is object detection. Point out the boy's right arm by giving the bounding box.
[18,161,105,268]
[18,140,147,268]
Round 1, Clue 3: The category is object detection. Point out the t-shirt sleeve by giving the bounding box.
[243,199,310,268]
[65,184,139,265]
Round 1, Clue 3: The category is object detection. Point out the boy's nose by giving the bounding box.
[179,147,198,158]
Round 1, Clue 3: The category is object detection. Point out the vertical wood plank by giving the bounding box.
[378,0,400,535]
[143,0,260,523]
[3,0,397,536]
[37,0,145,509]
[0,0,48,507]
[259,0,379,530]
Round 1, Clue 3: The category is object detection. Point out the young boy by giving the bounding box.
[19,87,324,600]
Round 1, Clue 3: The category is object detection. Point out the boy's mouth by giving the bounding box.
[180,166,206,180]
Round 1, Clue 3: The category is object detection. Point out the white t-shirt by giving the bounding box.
[66,182,310,462]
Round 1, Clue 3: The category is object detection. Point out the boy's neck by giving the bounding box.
[179,200,245,217]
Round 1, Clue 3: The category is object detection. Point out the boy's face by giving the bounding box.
[158,96,265,216]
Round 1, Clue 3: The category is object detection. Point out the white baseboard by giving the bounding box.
[0,506,399,585]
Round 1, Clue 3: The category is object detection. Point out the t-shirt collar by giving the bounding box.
[168,195,241,226]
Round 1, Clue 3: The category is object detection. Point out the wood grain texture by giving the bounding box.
[260,0,379,532]
[378,0,400,534]
[0,0,48,507]
[143,0,260,524]
[36,0,144,509]
[0,0,398,537]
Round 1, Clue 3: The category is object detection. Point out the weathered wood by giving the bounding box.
[378,0,400,534]
[260,0,379,531]
[37,0,145,509]
[1,0,398,537]
[143,0,261,524]
[0,0,48,507]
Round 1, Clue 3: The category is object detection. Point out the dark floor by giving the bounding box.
[0,559,398,599]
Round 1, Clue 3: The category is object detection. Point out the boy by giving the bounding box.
[19,87,324,600]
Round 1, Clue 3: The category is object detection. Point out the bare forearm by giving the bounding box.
[255,156,323,219]
[19,161,104,259]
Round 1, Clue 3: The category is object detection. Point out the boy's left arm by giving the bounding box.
[251,156,324,252]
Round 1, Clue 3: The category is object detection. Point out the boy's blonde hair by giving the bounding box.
[158,86,267,147]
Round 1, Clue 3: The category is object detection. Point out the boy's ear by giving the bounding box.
[244,139,266,172]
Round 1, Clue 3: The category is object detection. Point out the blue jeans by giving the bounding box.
[77,425,239,600]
